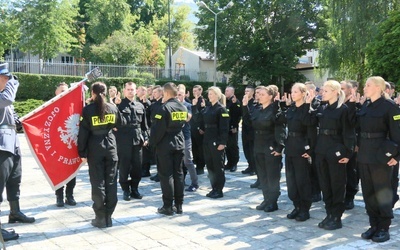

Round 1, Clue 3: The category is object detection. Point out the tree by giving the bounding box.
[367,10,400,84]
[152,4,195,53]
[90,28,165,66]
[17,0,79,61]
[84,0,135,45]
[0,4,21,60]
[128,0,169,29]
[317,0,400,83]
[195,0,322,86]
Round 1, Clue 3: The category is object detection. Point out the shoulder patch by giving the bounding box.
[393,115,400,121]
[92,114,116,126]
[155,114,162,119]
[171,111,187,121]
[222,113,229,118]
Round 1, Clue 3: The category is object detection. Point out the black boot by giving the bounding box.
[56,194,64,207]
[106,214,113,228]
[250,179,260,188]
[0,220,18,241]
[173,204,183,214]
[91,215,107,228]
[8,200,35,223]
[323,216,342,230]
[65,195,77,206]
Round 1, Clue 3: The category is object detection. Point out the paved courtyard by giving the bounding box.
[2,134,400,249]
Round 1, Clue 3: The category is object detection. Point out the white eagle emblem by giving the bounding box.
[58,114,80,149]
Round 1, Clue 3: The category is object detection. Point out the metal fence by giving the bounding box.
[5,59,212,81]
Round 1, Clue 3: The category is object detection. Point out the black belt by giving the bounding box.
[0,124,16,129]
[319,129,341,136]
[255,130,271,135]
[92,129,112,135]
[205,124,217,128]
[288,131,305,137]
[360,132,387,139]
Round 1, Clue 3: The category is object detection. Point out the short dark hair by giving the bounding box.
[163,82,178,97]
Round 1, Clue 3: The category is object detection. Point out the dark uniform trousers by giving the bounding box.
[316,155,347,218]
[242,129,255,172]
[203,142,226,191]
[55,178,76,197]
[345,152,359,201]
[255,151,281,205]
[359,163,393,230]
[191,129,205,169]
[392,164,399,206]
[226,132,240,168]
[88,144,118,219]
[285,155,312,212]
[118,143,142,192]
[157,147,184,206]
[309,151,321,196]
[0,150,21,202]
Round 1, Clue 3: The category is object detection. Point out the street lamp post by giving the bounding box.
[197,1,234,86]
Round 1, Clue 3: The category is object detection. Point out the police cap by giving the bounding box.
[376,140,398,165]
[0,63,11,77]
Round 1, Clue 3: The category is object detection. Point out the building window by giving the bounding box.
[61,56,73,64]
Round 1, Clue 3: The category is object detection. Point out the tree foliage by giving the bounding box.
[318,0,400,83]
[366,10,400,84]
[18,0,79,60]
[0,4,21,60]
[195,0,322,86]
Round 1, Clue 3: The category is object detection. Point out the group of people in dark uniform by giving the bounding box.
[1,60,399,244]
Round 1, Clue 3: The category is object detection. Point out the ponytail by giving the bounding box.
[337,89,345,108]
[91,82,107,121]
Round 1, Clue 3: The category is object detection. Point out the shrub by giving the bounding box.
[14,99,45,118]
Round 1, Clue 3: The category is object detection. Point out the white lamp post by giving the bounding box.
[197,1,234,86]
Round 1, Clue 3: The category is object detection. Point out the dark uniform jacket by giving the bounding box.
[278,103,313,157]
[116,98,148,146]
[150,98,187,150]
[195,102,230,146]
[357,97,400,164]
[244,103,285,154]
[242,98,256,137]
[312,101,355,158]
[190,96,205,133]
[226,97,242,133]
[78,103,125,159]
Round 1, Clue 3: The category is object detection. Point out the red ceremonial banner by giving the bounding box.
[21,82,85,190]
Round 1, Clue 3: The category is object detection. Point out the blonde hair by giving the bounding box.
[323,80,345,108]
[208,86,222,100]
[292,82,307,101]
[367,76,390,99]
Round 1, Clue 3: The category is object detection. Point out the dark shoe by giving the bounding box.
[295,211,310,222]
[151,175,160,182]
[208,190,223,199]
[361,227,377,240]
[91,217,107,228]
[142,171,151,177]
[345,199,354,210]
[230,165,237,172]
[56,195,64,207]
[65,196,77,206]
[106,216,113,227]
[123,191,131,201]
[173,204,183,214]
[9,200,35,223]
[130,189,143,199]
[206,189,216,197]
[250,180,260,189]
[311,193,322,203]
[185,185,199,192]
[323,217,342,230]
[196,168,205,175]
[371,229,390,243]
[287,208,299,219]
[318,215,331,228]
[241,167,254,175]
[1,228,19,241]
[158,206,174,216]
[264,203,278,212]
[256,201,268,211]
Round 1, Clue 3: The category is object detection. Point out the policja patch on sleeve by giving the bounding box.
[393,115,400,121]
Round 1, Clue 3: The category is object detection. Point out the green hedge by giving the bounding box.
[14,99,45,118]
[14,72,238,101]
